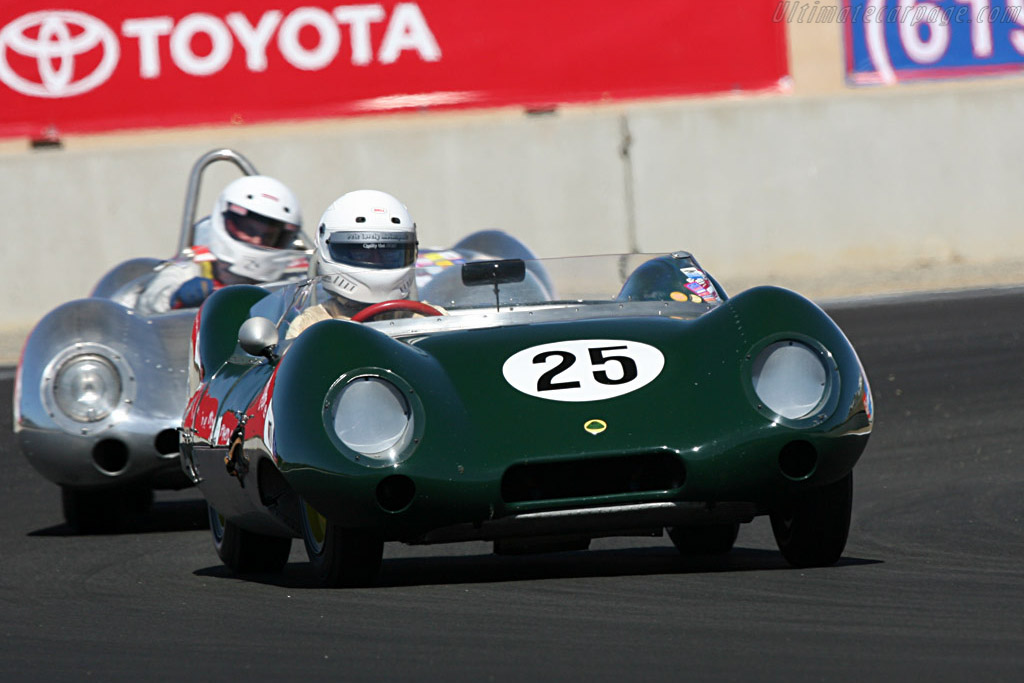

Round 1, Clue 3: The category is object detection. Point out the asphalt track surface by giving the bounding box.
[1,288,1022,682]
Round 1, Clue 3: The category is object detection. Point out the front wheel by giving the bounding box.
[770,472,853,568]
[209,504,291,574]
[301,500,383,587]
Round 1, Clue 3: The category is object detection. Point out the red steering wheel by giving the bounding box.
[350,299,445,323]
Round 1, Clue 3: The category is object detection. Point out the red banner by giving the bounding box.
[0,1,789,139]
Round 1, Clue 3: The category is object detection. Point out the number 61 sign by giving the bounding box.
[844,0,1024,84]
[502,339,665,402]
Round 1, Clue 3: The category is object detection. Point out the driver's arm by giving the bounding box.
[284,304,338,339]
[137,261,200,314]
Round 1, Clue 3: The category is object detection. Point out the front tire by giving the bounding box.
[209,504,291,574]
[301,501,383,587]
[770,473,853,568]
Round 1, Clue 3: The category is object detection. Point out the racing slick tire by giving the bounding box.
[667,523,740,555]
[61,486,153,534]
[301,500,383,588]
[208,504,291,574]
[770,472,853,568]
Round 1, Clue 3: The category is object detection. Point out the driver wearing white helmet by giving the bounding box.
[137,175,305,314]
[286,189,418,339]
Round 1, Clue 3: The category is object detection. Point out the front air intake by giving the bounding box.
[778,440,818,480]
[501,452,685,503]
[92,439,129,475]
[154,429,179,456]
[376,475,416,512]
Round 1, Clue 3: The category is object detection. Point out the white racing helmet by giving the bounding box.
[313,190,418,303]
[207,175,303,282]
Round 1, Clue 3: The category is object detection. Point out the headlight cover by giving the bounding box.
[326,375,416,467]
[751,341,828,420]
[53,353,122,422]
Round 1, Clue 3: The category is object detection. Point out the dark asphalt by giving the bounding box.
[1,288,1022,682]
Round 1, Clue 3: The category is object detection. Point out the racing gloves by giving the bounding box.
[170,277,216,309]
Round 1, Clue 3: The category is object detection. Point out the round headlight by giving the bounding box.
[751,341,827,420]
[53,354,123,422]
[330,377,414,466]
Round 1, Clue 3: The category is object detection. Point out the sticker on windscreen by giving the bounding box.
[502,339,665,402]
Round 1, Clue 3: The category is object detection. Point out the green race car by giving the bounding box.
[180,241,872,586]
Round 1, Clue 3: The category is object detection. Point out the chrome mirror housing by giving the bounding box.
[238,317,279,360]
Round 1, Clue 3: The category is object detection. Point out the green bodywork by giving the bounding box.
[183,277,871,543]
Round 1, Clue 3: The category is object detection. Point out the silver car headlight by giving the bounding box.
[751,341,828,420]
[53,354,122,422]
[328,376,415,467]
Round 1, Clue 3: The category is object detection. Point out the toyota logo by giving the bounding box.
[0,11,119,98]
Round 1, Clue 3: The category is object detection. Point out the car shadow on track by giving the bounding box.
[27,498,210,537]
[192,546,881,589]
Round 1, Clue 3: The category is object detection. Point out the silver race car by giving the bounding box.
[13,149,311,532]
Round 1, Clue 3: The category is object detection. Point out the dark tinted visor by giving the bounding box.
[327,231,417,269]
[224,204,299,249]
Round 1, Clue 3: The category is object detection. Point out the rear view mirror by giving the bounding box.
[461,259,526,287]
[461,259,527,310]
[238,316,279,361]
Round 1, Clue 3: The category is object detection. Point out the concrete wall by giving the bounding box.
[3,3,1024,342]
[630,84,1024,276]
[0,108,636,330]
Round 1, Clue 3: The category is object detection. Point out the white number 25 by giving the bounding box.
[502,339,665,402]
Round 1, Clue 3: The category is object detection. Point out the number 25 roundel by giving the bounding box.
[502,339,665,402]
